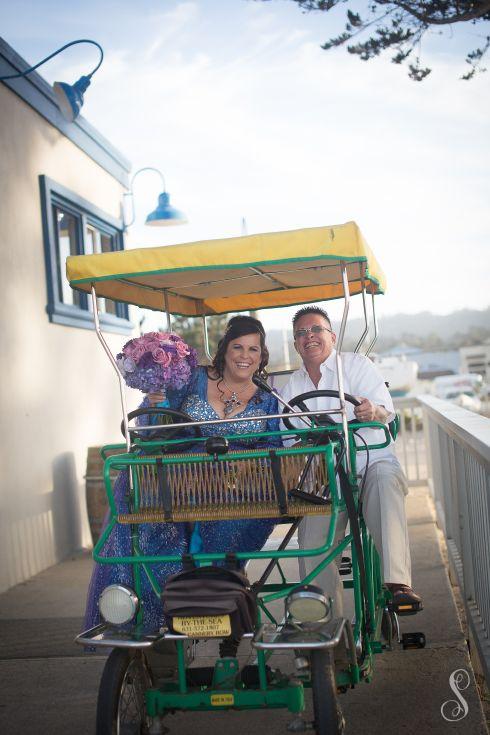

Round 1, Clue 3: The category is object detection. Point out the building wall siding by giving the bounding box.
[0,83,138,592]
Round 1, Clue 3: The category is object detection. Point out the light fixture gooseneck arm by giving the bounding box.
[124,167,167,228]
[0,39,104,81]
[130,167,166,192]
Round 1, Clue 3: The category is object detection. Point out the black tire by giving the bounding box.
[96,649,152,735]
[310,650,345,735]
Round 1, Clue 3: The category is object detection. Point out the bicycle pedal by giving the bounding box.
[387,599,423,616]
[401,632,426,650]
[339,556,352,576]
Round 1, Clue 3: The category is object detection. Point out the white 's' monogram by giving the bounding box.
[440,669,470,722]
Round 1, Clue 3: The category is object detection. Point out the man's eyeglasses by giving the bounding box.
[294,325,333,339]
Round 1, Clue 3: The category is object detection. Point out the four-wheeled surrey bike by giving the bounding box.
[68,222,425,734]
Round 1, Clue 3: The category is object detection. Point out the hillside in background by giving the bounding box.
[264,307,490,370]
[359,308,490,345]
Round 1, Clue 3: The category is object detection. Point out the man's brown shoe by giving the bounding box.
[386,584,423,616]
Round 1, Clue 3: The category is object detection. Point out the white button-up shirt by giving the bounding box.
[281,350,396,471]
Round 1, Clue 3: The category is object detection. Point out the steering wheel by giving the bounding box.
[281,390,361,431]
[121,407,202,448]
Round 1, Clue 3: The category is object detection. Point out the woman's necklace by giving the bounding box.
[221,377,253,417]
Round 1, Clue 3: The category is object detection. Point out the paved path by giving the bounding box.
[0,486,488,734]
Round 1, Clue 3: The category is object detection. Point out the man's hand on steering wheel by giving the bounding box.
[354,397,389,424]
[354,397,377,423]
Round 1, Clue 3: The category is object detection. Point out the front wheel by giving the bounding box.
[310,650,345,735]
[96,649,153,735]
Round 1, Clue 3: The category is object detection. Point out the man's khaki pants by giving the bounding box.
[297,458,411,617]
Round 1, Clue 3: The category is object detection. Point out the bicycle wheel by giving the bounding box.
[310,649,345,735]
[96,649,152,735]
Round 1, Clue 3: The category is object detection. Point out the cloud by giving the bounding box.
[142,2,200,63]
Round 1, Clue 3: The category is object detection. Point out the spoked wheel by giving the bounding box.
[96,649,153,735]
[310,650,345,735]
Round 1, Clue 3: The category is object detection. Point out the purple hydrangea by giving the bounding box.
[116,331,198,394]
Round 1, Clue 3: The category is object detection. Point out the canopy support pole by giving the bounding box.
[354,280,369,353]
[202,316,212,363]
[91,285,131,455]
[163,290,171,331]
[336,264,351,473]
[365,293,378,357]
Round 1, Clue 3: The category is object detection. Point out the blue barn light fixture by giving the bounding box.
[0,39,104,122]
[124,167,187,228]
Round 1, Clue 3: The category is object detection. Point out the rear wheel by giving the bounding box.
[96,649,152,735]
[310,650,345,735]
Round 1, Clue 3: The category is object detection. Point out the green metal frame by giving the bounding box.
[93,420,393,715]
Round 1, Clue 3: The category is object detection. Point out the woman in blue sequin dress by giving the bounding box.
[84,316,281,632]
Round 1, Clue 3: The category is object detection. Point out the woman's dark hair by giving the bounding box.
[209,315,269,378]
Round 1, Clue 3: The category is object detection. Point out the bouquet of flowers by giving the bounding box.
[116,332,198,395]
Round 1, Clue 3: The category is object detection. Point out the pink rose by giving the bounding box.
[139,332,157,346]
[175,340,190,357]
[131,344,147,361]
[156,332,174,347]
[152,348,172,367]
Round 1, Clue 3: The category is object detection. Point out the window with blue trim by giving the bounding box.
[40,175,132,334]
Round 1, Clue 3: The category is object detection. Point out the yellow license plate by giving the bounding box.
[172,614,231,637]
[211,694,234,706]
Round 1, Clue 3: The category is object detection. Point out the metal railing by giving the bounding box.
[419,394,490,685]
[393,397,428,485]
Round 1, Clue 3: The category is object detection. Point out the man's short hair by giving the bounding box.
[292,306,332,330]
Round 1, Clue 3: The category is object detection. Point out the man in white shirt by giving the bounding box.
[281,306,422,616]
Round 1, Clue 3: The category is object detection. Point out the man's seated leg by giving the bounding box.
[361,458,423,612]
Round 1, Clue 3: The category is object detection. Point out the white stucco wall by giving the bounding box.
[0,84,138,592]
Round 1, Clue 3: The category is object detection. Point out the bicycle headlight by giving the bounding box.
[98,585,139,625]
[286,585,330,623]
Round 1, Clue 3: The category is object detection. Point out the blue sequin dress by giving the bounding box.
[84,367,280,632]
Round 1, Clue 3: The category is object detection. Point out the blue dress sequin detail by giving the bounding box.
[84,367,280,633]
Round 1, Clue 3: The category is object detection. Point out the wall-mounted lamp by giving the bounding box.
[123,167,187,228]
[0,39,103,122]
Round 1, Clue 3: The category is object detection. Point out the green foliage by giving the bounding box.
[260,0,490,79]
[461,36,490,78]
[171,314,234,363]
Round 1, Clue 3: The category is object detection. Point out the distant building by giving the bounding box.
[373,355,418,396]
[460,343,490,382]
[380,347,460,380]
[0,38,134,593]
[413,351,460,380]
[379,344,421,357]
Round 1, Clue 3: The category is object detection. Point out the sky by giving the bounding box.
[1,0,489,328]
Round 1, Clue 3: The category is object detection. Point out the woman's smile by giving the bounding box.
[223,333,262,382]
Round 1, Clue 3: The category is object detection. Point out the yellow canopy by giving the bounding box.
[67,221,385,316]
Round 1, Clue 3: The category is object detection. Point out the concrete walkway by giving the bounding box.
[0,486,488,734]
